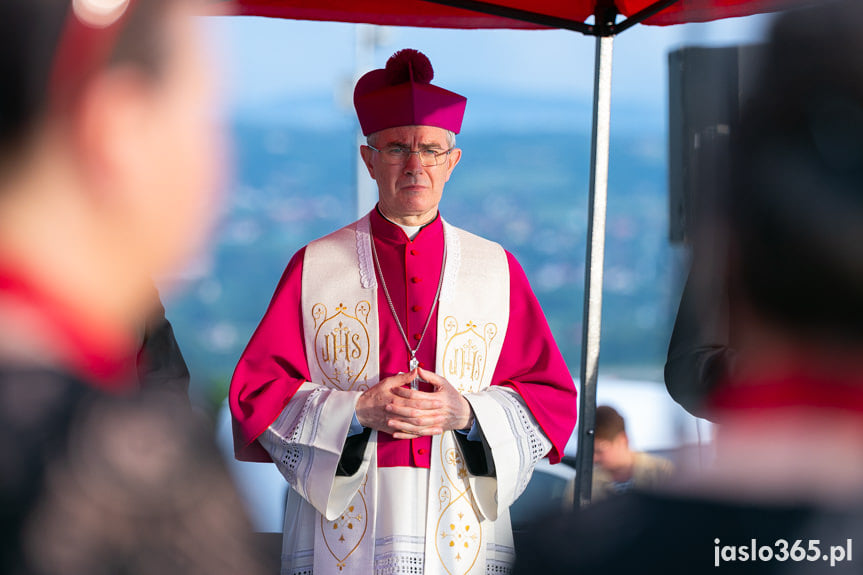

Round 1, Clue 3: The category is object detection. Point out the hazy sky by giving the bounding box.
[204,12,774,113]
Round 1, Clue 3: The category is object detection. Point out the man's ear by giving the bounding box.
[71,66,153,205]
[359,144,377,180]
[444,147,461,182]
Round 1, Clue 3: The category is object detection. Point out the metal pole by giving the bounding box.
[574,31,614,508]
[355,25,379,218]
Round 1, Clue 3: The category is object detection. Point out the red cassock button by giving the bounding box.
[410,249,419,256]
[411,276,422,283]
[412,305,422,312]
[418,362,425,368]
[413,333,422,341]
[418,448,427,455]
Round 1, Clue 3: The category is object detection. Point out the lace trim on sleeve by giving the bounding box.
[262,387,325,496]
[487,386,552,498]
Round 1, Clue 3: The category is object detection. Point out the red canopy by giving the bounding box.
[233,0,804,31]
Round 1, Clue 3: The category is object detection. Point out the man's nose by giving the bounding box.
[403,151,424,173]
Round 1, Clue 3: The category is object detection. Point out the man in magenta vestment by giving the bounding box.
[230,49,578,575]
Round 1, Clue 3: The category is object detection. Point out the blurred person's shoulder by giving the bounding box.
[0,367,270,575]
[514,491,863,575]
[590,467,615,502]
[633,451,674,481]
[27,388,270,575]
[0,366,92,435]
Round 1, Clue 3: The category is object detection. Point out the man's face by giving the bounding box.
[121,2,224,278]
[360,125,461,225]
[593,433,629,472]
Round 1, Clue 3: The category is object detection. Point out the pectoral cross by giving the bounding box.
[409,355,419,390]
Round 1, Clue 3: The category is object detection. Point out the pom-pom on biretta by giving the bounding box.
[353,48,466,136]
[386,49,434,85]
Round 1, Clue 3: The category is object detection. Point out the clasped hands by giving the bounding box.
[355,367,474,439]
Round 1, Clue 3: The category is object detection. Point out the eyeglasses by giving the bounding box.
[367,145,454,167]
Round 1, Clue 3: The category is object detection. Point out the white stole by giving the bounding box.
[301,213,509,575]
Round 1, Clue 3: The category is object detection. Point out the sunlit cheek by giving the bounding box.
[144,76,223,278]
[168,107,222,263]
[131,12,222,277]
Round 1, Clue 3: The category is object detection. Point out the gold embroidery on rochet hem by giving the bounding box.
[441,316,498,394]
[312,301,372,391]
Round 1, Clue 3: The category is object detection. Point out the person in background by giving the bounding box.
[0,1,267,573]
[591,405,673,502]
[515,2,863,572]
[230,48,578,575]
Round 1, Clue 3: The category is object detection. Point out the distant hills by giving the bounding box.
[229,88,667,135]
[164,100,686,408]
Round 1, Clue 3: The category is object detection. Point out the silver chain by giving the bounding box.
[369,231,447,384]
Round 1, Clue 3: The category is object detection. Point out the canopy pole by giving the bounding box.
[574,29,614,509]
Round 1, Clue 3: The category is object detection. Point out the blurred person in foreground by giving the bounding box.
[591,405,673,502]
[137,283,191,398]
[0,1,268,574]
[230,48,578,574]
[515,2,863,573]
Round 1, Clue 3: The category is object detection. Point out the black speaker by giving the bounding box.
[668,44,764,244]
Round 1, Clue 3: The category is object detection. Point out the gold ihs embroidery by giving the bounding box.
[313,301,372,391]
[441,317,498,393]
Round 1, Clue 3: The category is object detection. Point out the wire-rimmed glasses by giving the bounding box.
[367,145,454,167]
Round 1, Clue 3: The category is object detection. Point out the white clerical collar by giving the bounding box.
[397,223,422,240]
[377,209,426,240]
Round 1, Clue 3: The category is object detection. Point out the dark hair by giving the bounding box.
[726,0,863,344]
[594,405,625,441]
[0,0,171,169]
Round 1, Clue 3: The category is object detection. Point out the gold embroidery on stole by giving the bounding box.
[312,301,373,391]
[427,225,510,575]
[304,218,379,574]
[305,217,509,575]
[441,316,498,393]
[434,445,484,574]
